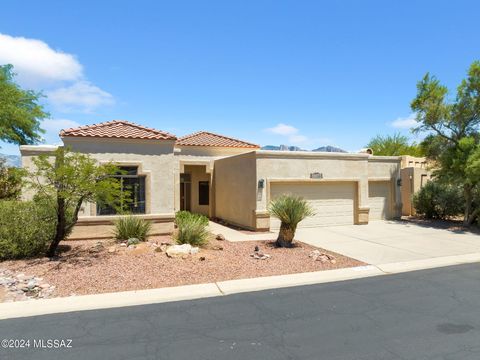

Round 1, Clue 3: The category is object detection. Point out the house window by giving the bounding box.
[97,166,146,215]
[198,181,209,206]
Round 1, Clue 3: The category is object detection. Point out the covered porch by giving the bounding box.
[177,160,215,217]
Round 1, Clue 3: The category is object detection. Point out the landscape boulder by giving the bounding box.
[166,244,199,258]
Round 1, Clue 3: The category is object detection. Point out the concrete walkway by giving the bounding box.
[296,220,480,265]
[208,221,274,241]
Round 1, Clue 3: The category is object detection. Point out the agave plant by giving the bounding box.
[269,195,315,248]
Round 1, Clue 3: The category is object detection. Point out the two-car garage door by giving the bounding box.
[270,182,356,230]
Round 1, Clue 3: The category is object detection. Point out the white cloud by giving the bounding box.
[47,81,114,113]
[0,33,82,86]
[42,118,80,133]
[41,118,80,144]
[391,114,417,129]
[266,123,299,136]
[0,33,113,113]
[265,123,312,145]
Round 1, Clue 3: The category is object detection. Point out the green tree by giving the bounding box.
[0,157,25,200]
[29,147,124,257]
[367,133,424,156]
[411,61,480,225]
[0,64,48,146]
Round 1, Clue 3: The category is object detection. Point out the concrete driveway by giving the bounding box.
[296,220,480,265]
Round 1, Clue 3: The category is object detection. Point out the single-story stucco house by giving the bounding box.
[20,120,403,239]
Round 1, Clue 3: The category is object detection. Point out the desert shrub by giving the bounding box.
[0,158,25,200]
[113,216,152,241]
[175,210,209,227]
[413,180,464,219]
[0,200,56,260]
[175,211,209,246]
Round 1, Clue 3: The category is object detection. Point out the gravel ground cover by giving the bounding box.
[0,236,365,300]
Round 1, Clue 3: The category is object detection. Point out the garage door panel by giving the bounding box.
[270,182,355,230]
[368,181,391,220]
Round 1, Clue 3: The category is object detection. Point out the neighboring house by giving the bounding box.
[20,120,403,239]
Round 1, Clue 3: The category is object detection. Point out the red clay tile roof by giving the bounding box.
[176,131,260,148]
[59,120,177,140]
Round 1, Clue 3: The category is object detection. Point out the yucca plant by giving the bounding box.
[175,211,210,246]
[113,215,152,241]
[269,195,315,248]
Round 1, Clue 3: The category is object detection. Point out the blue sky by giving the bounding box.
[1,0,479,154]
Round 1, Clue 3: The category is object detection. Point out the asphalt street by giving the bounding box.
[1,263,480,359]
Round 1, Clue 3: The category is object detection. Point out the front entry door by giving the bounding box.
[180,174,191,211]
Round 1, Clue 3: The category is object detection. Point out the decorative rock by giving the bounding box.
[309,250,336,263]
[251,253,271,260]
[251,247,270,260]
[108,246,117,253]
[0,269,55,302]
[216,234,225,241]
[119,243,127,247]
[127,238,140,246]
[199,256,206,261]
[212,245,223,251]
[190,247,199,255]
[90,242,104,253]
[166,244,199,257]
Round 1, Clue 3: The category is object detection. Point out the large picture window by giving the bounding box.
[97,166,146,215]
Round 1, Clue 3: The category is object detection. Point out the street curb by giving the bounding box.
[377,253,480,274]
[1,253,479,320]
[216,265,383,294]
[0,283,221,320]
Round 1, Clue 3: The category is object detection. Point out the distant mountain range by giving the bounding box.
[0,154,21,167]
[261,145,305,151]
[312,145,347,153]
[261,145,347,153]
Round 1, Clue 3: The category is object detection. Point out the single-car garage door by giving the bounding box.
[270,182,355,230]
[368,181,392,220]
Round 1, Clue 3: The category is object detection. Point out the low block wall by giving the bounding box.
[67,214,174,240]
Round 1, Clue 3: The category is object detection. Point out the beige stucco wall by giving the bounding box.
[256,151,371,228]
[213,151,402,230]
[21,138,177,239]
[175,145,255,158]
[401,167,432,216]
[174,145,258,215]
[20,145,59,201]
[401,155,427,169]
[367,156,402,217]
[63,137,176,217]
[214,152,257,229]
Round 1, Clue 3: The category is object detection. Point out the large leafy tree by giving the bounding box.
[29,147,124,257]
[367,132,424,156]
[0,64,47,146]
[411,61,480,225]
